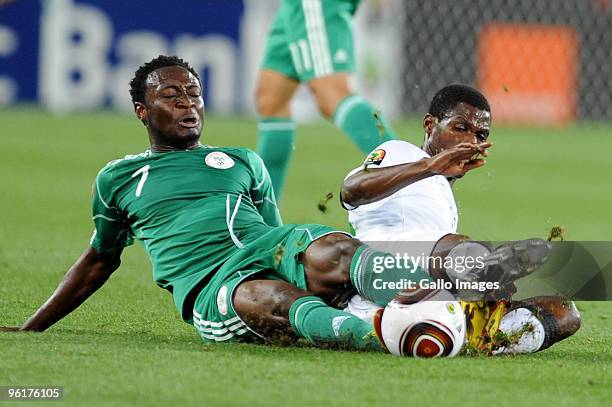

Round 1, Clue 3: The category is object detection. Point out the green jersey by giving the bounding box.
[90,146,281,320]
[261,0,362,82]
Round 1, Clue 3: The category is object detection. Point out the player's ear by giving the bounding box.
[134,102,148,126]
[423,113,436,138]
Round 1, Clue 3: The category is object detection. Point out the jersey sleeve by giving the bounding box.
[341,140,429,210]
[362,140,428,169]
[246,150,283,227]
[90,167,134,253]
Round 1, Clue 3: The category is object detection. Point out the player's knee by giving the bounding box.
[333,238,361,283]
[304,234,361,285]
[311,233,360,262]
[313,93,341,119]
[308,76,352,119]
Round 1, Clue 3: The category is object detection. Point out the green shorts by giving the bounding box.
[192,224,349,343]
[261,0,360,82]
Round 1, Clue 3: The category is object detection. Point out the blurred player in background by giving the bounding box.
[341,84,581,353]
[255,0,396,200]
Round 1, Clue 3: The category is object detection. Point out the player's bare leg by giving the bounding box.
[300,233,361,306]
[233,279,308,342]
[232,278,382,351]
[307,73,352,119]
[255,69,299,117]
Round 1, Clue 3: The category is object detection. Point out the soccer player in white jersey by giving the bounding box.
[340,84,581,354]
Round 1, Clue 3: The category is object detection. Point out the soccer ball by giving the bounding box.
[377,290,466,358]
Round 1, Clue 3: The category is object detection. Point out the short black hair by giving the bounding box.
[129,55,200,105]
[428,84,490,119]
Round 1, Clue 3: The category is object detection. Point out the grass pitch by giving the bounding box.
[1,109,611,406]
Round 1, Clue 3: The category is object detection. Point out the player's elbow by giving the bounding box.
[93,254,122,280]
[93,257,121,278]
[81,247,122,282]
[76,256,120,298]
[341,176,362,208]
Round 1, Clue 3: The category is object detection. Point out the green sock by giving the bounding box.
[256,117,295,201]
[349,245,432,306]
[333,95,397,153]
[289,296,383,352]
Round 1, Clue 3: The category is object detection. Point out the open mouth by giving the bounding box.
[178,116,199,128]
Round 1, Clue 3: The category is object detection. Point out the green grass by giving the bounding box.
[1,109,611,406]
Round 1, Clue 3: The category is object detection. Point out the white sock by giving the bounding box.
[493,308,546,354]
[343,295,381,324]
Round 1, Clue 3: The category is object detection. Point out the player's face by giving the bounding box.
[139,66,204,149]
[423,102,491,156]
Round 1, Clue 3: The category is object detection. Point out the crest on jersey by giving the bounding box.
[217,285,228,316]
[205,152,235,169]
[364,149,386,166]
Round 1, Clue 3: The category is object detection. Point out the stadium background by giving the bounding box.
[1,0,610,405]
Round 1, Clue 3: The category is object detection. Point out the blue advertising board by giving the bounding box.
[0,0,41,103]
[0,0,245,112]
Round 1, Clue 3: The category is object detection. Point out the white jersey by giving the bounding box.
[342,139,458,324]
[343,140,458,242]
[342,142,545,355]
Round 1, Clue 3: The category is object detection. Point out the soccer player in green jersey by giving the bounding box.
[255,0,397,200]
[2,56,551,352]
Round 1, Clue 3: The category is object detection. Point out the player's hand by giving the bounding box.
[0,326,21,332]
[427,142,491,178]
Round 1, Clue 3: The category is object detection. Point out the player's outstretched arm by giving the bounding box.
[341,142,490,208]
[0,247,123,332]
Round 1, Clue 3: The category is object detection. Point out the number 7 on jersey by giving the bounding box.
[131,164,150,197]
